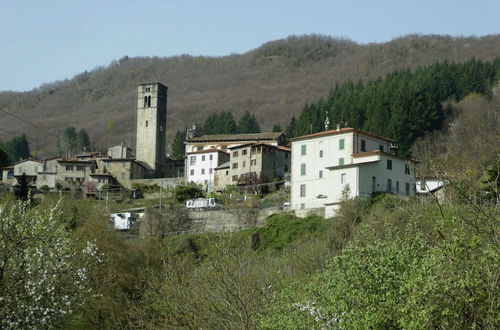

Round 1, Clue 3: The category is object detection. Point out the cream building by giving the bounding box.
[291,127,418,217]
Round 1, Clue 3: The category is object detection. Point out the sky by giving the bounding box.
[1,0,499,92]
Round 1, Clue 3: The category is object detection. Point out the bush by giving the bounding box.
[174,185,204,203]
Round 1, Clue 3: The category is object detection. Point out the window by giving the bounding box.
[232,175,238,182]
[301,145,306,156]
[361,140,366,152]
[284,164,289,172]
[405,182,410,195]
[65,165,73,171]
[201,169,205,174]
[242,161,246,167]
[396,181,399,193]
[225,170,229,175]
[379,145,384,152]
[405,164,410,175]
[233,151,239,157]
[319,170,323,179]
[190,169,194,176]
[339,139,345,150]
[190,156,196,165]
[204,180,208,185]
[209,154,213,161]
[242,149,247,155]
[121,173,126,179]
[300,184,306,197]
[232,163,238,169]
[300,203,306,209]
[209,168,213,174]
[145,87,151,92]
[197,147,203,151]
[145,120,148,127]
[76,165,84,171]
[143,96,147,107]
[202,155,205,161]
[387,179,392,193]
[319,150,323,158]
[300,163,306,176]
[251,159,257,166]
[341,173,347,184]
[147,95,151,107]
[387,159,392,170]
[339,158,344,166]
[285,153,289,159]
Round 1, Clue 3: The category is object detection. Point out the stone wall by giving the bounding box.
[131,177,184,189]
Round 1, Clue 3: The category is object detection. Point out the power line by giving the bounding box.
[0,126,58,158]
[0,107,80,152]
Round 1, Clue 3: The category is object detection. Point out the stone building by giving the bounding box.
[227,143,290,185]
[136,82,168,176]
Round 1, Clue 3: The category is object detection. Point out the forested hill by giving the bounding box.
[1,34,500,154]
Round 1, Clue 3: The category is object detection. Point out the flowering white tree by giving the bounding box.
[0,199,103,329]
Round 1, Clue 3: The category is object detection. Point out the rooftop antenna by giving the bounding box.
[324,111,330,131]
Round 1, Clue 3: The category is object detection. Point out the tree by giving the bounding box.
[14,174,31,201]
[272,123,282,132]
[238,111,261,133]
[0,144,10,166]
[285,116,297,138]
[171,129,186,160]
[77,128,91,152]
[0,199,102,328]
[175,185,204,203]
[1,135,30,162]
[59,127,78,156]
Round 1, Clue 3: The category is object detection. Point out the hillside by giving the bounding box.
[1,34,500,155]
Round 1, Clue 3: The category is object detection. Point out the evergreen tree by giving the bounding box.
[202,112,238,135]
[238,111,261,133]
[171,129,186,160]
[285,116,297,138]
[0,143,10,166]
[59,127,78,156]
[272,123,282,132]
[14,173,31,201]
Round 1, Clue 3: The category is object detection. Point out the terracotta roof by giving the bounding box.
[186,148,229,155]
[1,166,14,169]
[291,127,395,143]
[352,150,420,163]
[187,132,284,143]
[276,146,291,152]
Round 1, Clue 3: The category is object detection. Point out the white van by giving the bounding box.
[109,212,139,230]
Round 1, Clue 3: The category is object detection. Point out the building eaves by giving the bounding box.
[187,132,283,143]
[352,150,420,163]
[291,127,395,143]
[214,161,230,170]
[186,148,229,155]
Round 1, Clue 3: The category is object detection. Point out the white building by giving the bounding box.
[291,127,418,217]
[186,149,229,191]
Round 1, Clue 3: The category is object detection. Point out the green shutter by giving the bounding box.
[301,145,306,155]
[339,139,345,150]
[301,163,306,176]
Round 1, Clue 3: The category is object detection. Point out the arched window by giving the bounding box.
[147,95,152,107]
[144,96,148,107]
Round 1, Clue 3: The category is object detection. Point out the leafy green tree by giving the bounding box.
[171,129,186,160]
[1,134,30,162]
[238,111,261,133]
[58,127,77,156]
[175,185,204,203]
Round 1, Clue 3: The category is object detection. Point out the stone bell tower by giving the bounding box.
[136,82,167,175]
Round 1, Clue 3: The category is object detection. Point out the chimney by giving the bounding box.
[336,123,340,131]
